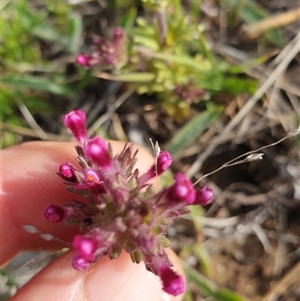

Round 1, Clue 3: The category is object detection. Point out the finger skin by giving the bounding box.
[10,250,183,301]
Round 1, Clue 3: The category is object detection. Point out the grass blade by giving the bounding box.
[167,107,222,158]
[184,264,245,301]
[3,75,76,98]
[94,72,155,82]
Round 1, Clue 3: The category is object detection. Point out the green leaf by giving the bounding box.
[23,96,53,113]
[120,8,137,28]
[167,107,222,158]
[183,290,194,301]
[137,49,213,72]
[95,72,156,82]
[192,244,212,276]
[3,75,76,98]
[159,169,174,189]
[184,264,245,301]
[188,205,204,232]
[67,13,83,54]
[223,77,258,95]
[213,289,246,301]
[133,35,160,51]
[184,265,214,296]
[32,24,68,47]
[228,56,267,74]
[0,269,16,286]
[174,0,183,20]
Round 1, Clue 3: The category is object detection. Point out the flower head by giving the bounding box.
[44,109,213,296]
[76,27,127,70]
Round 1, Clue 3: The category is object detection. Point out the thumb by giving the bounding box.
[10,250,184,301]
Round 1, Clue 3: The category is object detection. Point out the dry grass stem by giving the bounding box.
[15,97,50,140]
[1,122,63,141]
[261,261,300,301]
[194,127,300,185]
[188,32,300,179]
[87,87,135,136]
[243,8,300,40]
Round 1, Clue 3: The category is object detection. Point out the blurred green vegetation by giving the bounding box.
[1,0,82,146]
[87,0,261,122]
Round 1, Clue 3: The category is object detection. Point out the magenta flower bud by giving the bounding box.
[85,137,112,168]
[157,151,172,174]
[158,265,185,296]
[167,173,195,205]
[138,150,172,185]
[59,163,74,180]
[43,204,66,222]
[72,235,97,261]
[195,185,214,206]
[72,254,92,271]
[112,27,124,45]
[76,54,91,67]
[63,109,87,143]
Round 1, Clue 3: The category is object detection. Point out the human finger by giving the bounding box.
[10,250,183,301]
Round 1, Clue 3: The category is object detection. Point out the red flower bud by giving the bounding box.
[158,265,185,296]
[76,54,92,67]
[85,137,112,168]
[62,109,87,143]
[167,173,195,205]
[43,205,66,222]
[195,185,214,206]
[59,163,74,180]
[72,235,97,261]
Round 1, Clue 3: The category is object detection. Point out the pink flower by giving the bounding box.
[85,137,112,168]
[84,168,100,183]
[62,109,87,143]
[158,265,185,296]
[157,151,172,174]
[195,185,214,206]
[72,254,92,271]
[59,163,74,180]
[72,235,97,261]
[167,173,196,205]
[112,27,124,46]
[138,150,172,185]
[76,54,92,67]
